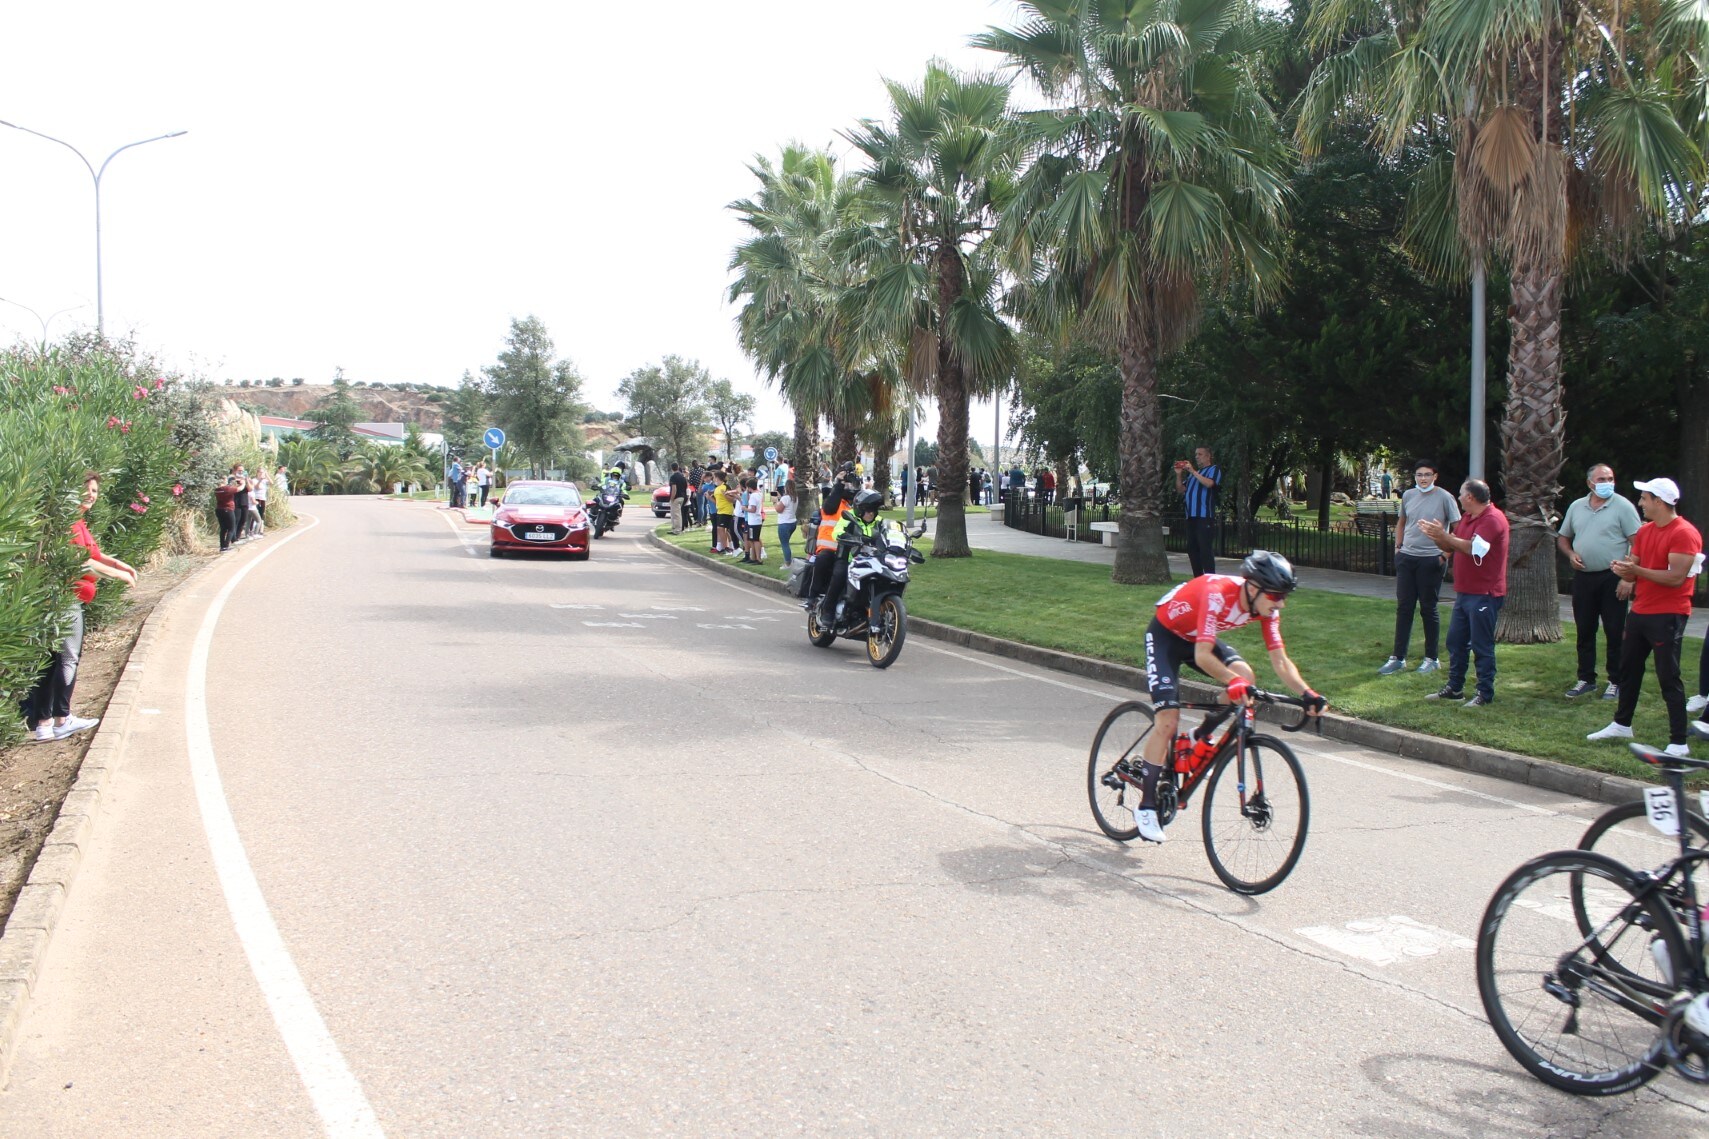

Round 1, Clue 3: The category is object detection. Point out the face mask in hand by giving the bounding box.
[1593,482,1615,500]
[1470,534,1491,561]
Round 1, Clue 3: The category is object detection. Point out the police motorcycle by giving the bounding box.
[798,513,926,669]
[588,467,627,539]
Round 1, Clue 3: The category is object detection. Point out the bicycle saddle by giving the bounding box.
[1628,742,1709,771]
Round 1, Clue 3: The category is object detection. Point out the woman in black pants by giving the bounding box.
[214,477,240,551]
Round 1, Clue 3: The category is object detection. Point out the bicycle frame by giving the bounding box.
[1115,694,1311,824]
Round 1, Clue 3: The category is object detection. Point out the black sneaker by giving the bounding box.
[1564,680,1596,699]
[1425,685,1464,701]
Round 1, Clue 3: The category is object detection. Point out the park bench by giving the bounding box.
[1087,520,1169,547]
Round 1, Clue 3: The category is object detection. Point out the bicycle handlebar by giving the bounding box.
[1247,690,1320,735]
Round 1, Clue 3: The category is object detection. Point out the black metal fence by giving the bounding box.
[1003,498,1398,576]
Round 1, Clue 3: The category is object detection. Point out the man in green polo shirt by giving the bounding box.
[1557,463,1641,699]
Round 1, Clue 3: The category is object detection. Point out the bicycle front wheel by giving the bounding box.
[1476,850,1681,1095]
[1199,734,1308,894]
[1087,701,1157,842]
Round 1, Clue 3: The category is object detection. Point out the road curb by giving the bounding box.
[0,545,229,1088]
[647,529,1650,808]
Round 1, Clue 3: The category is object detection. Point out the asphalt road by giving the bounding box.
[4,497,1706,1137]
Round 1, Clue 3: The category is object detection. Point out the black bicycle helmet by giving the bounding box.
[1240,550,1297,594]
[852,489,884,518]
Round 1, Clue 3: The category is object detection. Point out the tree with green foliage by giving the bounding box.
[705,378,757,461]
[483,316,588,479]
[309,373,362,458]
[978,0,1291,583]
[441,370,490,462]
[844,62,1022,557]
[617,356,714,466]
[1298,0,1708,639]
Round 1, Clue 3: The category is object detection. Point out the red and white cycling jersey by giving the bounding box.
[1154,574,1284,652]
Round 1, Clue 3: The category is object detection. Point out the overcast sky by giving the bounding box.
[0,0,1030,446]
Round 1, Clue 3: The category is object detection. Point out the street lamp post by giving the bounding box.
[0,120,187,335]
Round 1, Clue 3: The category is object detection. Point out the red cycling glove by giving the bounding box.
[1225,676,1252,703]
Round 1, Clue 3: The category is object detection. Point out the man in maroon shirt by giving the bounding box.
[1587,477,1704,757]
[1418,478,1510,707]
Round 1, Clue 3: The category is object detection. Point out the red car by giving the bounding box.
[489,481,590,559]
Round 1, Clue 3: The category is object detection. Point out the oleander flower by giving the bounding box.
[118,421,131,434]
[52,385,69,395]
[139,494,150,504]
[172,484,184,496]
[106,415,120,428]
[128,502,147,514]
[133,386,149,400]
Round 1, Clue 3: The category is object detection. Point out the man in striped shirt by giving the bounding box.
[1175,445,1222,576]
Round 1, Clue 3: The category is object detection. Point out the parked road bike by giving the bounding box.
[1476,743,1709,1095]
[588,479,625,539]
[805,519,925,669]
[1087,690,1315,894]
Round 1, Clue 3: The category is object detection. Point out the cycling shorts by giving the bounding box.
[1143,618,1243,710]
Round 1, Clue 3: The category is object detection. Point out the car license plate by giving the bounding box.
[523,532,555,541]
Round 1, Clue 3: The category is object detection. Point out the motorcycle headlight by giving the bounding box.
[884,554,908,570]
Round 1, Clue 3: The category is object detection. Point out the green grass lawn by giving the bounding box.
[657,523,1705,783]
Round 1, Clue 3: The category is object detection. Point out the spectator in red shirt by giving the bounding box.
[17,472,139,743]
[1418,478,1509,707]
[1588,477,1704,757]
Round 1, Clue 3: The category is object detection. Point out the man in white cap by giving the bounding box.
[1587,477,1704,757]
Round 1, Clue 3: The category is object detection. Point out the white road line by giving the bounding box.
[647,539,1609,825]
[184,513,385,1138]
[434,507,485,556]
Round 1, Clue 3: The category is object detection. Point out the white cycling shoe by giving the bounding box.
[1133,808,1166,844]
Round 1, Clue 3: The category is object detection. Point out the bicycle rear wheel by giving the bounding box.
[1575,801,1709,972]
[1087,701,1156,842]
[1476,850,1681,1096]
[1199,734,1308,894]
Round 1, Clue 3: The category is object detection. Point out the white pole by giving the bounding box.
[904,407,917,526]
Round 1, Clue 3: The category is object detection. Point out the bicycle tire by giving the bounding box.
[1087,701,1156,842]
[1476,850,1681,1096]
[1578,799,1709,866]
[1199,733,1309,894]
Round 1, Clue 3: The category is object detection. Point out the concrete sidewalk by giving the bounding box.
[943,509,1709,639]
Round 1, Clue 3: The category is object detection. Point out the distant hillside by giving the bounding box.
[226,385,449,430]
[230,384,630,452]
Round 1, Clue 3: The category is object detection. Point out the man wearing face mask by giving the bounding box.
[1378,460,1461,676]
[1418,479,1509,707]
[1557,464,1641,700]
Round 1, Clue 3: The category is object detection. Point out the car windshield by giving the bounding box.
[503,486,582,507]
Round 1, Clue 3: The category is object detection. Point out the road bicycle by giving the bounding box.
[1087,690,1315,894]
[1476,743,1709,1095]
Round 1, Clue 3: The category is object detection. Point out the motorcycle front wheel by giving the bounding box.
[866,593,907,669]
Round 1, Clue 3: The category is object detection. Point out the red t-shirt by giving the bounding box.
[1453,505,1509,597]
[70,518,100,604]
[1155,574,1285,652]
[1630,516,1703,616]
[214,484,239,511]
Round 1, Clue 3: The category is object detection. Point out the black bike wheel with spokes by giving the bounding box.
[1199,734,1308,894]
[1574,800,1709,973]
[866,594,907,669]
[1476,850,1681,1095]
[1087,701,1157,842]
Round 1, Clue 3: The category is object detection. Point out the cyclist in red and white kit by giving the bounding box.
[1132,550,1327,842]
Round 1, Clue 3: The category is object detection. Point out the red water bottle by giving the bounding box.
[1173,734,1193,773]
[1189,733,1218,771]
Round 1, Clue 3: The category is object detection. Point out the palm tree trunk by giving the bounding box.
[830,411,857,469]
[871,428,898,500]
[1112,312,1170,583]
[790,411,818,492]
[1494,255,1566,644]
[932,249,972,558]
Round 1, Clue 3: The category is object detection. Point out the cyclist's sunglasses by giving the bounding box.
[1255,588,1291,602]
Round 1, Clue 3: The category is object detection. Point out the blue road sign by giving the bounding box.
[484,427,506,450]
[764,446,778,463]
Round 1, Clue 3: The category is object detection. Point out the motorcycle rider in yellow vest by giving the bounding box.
[816,489,884,624]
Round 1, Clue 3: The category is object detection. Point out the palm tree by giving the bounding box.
[277,437,342,495]
[1297,0,1707,640]
[976,0,1291,583]
[351,445,432,495]
[729,145,881,484]
[842,62,1022,558]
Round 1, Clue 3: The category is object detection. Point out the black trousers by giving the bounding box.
[1614,611,1689,744]
[1571,569,1627,685]
[19,606,83,727]
[1392,552,1447,660]
[1185,517,1216,576]
[216,507,236,550]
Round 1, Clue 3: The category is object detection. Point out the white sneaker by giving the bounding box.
[1665,743,1692,759]
[30,723,54,743]
[1692,720,1709,741]
[53,715,99,739]
[1586,722,1634,742]
[1688,694,1708,715]
[1133,808,1166,844]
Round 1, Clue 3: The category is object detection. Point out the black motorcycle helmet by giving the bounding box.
[1240,550,1298,595]
[853,489,884,520]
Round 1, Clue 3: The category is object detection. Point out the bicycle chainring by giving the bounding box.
[1156,778,1178,827]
